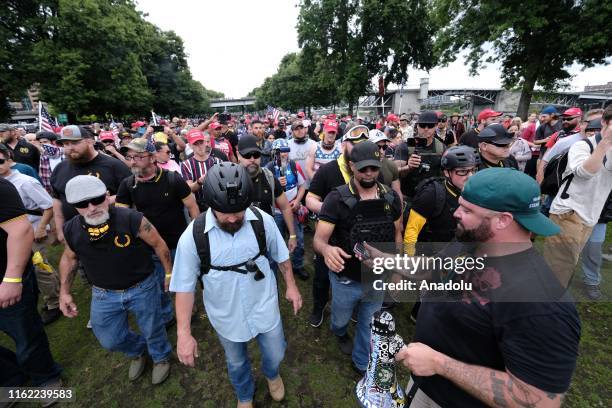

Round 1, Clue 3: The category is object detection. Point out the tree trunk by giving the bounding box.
[516,69,538,121]
[348,101,354,116]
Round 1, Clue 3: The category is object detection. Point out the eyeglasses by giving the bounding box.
[485,141,511,148]
[242,151,261,159]
[418,123,436,129]
[73,194,106,209]
[358,166,380,173]
[453,168,477,176]
[125,154,150,161]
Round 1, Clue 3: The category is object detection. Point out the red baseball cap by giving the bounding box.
[132,121,146,128]
[477,108,502,122]
[387,114,399,122]
[99,131,115,141]
[562,107,582,117]
[209,122,222,130]
[323,120,339,133]
[186,129,206,144]
[297,111,305,118]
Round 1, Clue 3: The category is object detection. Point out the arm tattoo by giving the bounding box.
[142,219,153,233]
[491,372,509,408]
[506,374,542,408]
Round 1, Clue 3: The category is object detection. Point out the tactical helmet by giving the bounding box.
[202,162,253,213]
[441,145,481,170]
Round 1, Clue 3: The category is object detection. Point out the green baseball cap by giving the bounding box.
[461,168,560,236]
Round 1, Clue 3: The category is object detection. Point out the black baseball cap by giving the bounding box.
[349,141,382,171]
[237,135,262,155]
[416,111,438,125]
[478,124,515,145]
[585,118,602,131]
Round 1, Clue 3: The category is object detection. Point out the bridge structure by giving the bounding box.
[209,97,255,112]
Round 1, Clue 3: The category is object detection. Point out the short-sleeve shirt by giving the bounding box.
[180,155,221,210]
[415,247,580,407]
[308,160,347,201]
[379,158,399,187]
[5,171,53,228]
[394,141,443,198]
[0,179,33,281]
[170,207,289,342]
[116,168,192,249]
[51,153,131,220]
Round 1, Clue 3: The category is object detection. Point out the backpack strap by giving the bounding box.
[559,138,595,200]
[248,205,267,258]
[193,212,210,279]
[337,184,358,210]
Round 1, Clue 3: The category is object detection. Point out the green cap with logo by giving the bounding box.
[461,168,560,236]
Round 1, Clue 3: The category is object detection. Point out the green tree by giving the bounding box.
[433,0,612,119]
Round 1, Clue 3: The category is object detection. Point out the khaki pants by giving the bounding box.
[32,242,60,310]
[405,377,442,408]
[543,211,594,288]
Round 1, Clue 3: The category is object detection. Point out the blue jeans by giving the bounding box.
[152,248,176,324]
[581,223,607,286]
[273,213,304,269]
[90,272,172,363]
[328,272,382,371]
[0,270,62,386]
[217,323,287,402]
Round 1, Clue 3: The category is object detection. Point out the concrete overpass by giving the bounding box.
[209,97,255,112]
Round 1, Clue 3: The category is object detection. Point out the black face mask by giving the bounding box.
[357,178,376,189]
[293,136,307,144]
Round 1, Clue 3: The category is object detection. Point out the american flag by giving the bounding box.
[110,119,119,137]
[266,105,280,122]
[151,110,160,126]
[39,103,57,132]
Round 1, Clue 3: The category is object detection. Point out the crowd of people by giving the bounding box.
[0,103,611,407]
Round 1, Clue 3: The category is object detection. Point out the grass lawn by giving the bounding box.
[1,230,610,407]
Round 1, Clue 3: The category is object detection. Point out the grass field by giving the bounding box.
[1,230,611,407]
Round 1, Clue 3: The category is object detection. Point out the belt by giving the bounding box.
[92,276,148,292]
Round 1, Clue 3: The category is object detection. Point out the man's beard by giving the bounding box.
[131,166,154,178]
[68,151,92,164]
[246,163,259,177]
[218,217,244,234]
[84,210,110,226]
[293,135,307,144]
[455,218,494,242]
[357,178,376,189]
[562,122,574,132]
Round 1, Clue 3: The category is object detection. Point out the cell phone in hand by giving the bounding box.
[354,242,371,260]
[152,125,164,132]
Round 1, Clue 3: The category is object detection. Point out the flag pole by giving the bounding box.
[38,102,43,132]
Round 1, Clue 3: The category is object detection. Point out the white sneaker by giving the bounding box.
[86,319,92,329]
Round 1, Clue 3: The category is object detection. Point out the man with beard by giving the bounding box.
[477,124,519,170]
[250,119,273,166]
[305,125,373,328]
[58,175,173,385]
[50,125,131,244]
[459,109,502,149]
[287,119,316,187]
[313,141,402,375]
[0,123,41,173]
[170,163,302,408]
[116,138,200,327]
[368,168,580,407]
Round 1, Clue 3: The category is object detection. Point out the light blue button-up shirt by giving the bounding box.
[170,207,289,342]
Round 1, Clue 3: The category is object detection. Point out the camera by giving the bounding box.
[418,162,431,174]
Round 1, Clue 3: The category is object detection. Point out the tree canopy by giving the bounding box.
[1,0,223,121]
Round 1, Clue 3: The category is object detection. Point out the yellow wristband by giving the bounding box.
[3,277,23,283]
[289,235,297,239]
[165,274,172,279]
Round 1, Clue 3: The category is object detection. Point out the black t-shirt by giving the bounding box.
[116,169,191,249]
[0,179,33,280]
[394,141,443,198]
[63,207,154,289]
[478,155,519,171]
[436,128,456,146]
[51,153,132,220]
[411,180,459,242]
[5,139,41,173]
[319,184,401,282]
[415,247,581,407]
[222,131,239,153]
[251,170,283,216]
[459,128,480,149]
[308,160,348,201]
[535,121,562,156]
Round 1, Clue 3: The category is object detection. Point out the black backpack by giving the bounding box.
[402,177,447,231]
[541,138,595,198]
[192,205,267,281]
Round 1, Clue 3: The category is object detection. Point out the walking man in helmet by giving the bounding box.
[170,163,302,408]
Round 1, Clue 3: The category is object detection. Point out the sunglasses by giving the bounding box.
[358,166,380,173]
[0,158,5,164]
[418,123,436,129]
[242,151,261,159]
[562,116,578,122]
[377,143,388,150]
[73,194,106,209]
[453,168,477,176]
[438,119,447,123]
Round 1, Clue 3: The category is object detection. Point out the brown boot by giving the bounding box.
[236,401,253,408]
[267,376,285,401]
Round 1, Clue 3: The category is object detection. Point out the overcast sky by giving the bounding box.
[137,0,612,98]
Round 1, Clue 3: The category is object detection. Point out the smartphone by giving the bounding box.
[152,125,164,132]
[353,242,371,260]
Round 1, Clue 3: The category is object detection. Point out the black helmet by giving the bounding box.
[441,145,480,170]
[202,162,253,213]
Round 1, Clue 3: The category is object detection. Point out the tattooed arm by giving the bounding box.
[396,342,564,408]
[277,259,302,315]
[138,217,172,289]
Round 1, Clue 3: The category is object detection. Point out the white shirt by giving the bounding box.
[4,171,53,229]
[550,135,612,226]
[287,138,316,187]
